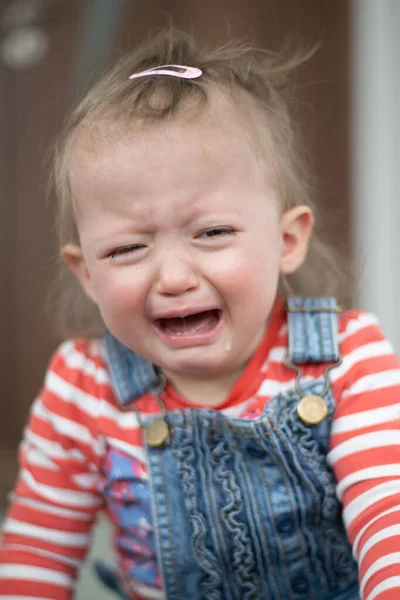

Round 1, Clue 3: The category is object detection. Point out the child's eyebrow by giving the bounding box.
[183,205,245,220]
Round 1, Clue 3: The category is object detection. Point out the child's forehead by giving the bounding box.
[68,87,278,218]
[73,86,268,161]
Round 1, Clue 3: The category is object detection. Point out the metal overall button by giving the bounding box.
[284,355,342,426]
[145,418,170,448]
[120,377,170,448]
[297,394,328,426]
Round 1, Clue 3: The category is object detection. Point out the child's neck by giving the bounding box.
[164,370,243,407]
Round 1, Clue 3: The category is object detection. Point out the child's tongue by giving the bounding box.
[161,310,218,334]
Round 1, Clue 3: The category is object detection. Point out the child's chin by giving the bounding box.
[163,350,233,376]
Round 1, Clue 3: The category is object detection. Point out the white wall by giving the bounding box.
[351,0,400,351]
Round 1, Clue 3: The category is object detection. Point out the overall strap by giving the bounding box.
[104,332,163,407]
[286,297,341,364]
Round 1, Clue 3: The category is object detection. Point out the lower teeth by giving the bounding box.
[170,328,203,335]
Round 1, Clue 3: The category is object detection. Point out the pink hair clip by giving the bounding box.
[129,64,203,81]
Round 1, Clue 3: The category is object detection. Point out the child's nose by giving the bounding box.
[155,252,200,296]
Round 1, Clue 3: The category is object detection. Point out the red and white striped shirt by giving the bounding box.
[1,305,400,599]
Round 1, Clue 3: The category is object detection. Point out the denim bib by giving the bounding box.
[99,298,360,600]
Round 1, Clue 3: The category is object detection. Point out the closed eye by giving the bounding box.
[108,244,146,261]
[198,227,235,239]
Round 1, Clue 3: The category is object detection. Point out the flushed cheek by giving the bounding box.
[212,253,277,298]
[90,269,148,319]
[216,266,280,332]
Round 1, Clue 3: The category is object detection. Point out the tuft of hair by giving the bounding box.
[47,27,351,338]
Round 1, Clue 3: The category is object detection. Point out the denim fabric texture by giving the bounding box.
[104,331,163,406]
[286,297,341,364]
[102,298,360,600]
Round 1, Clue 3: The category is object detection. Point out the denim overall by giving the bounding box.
[97,298,360,600]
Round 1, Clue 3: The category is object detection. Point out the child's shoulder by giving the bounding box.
[36,337,121,423]
[45,337,111,390]
[338,307,392,358]
[338,308,383,341]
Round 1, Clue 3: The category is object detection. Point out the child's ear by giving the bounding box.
[61,244,98,304]
[279,206,314,275]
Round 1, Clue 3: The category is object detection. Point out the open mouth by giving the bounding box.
[157,309,221,336]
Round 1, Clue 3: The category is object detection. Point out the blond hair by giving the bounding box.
[48,28,350,338]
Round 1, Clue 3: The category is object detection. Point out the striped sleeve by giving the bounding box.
[329,311,400,600]
[0,340,107,599]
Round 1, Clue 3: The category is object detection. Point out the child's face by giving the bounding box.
[64,100,312,389]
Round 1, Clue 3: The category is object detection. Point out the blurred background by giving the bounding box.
[0,0,399,596]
